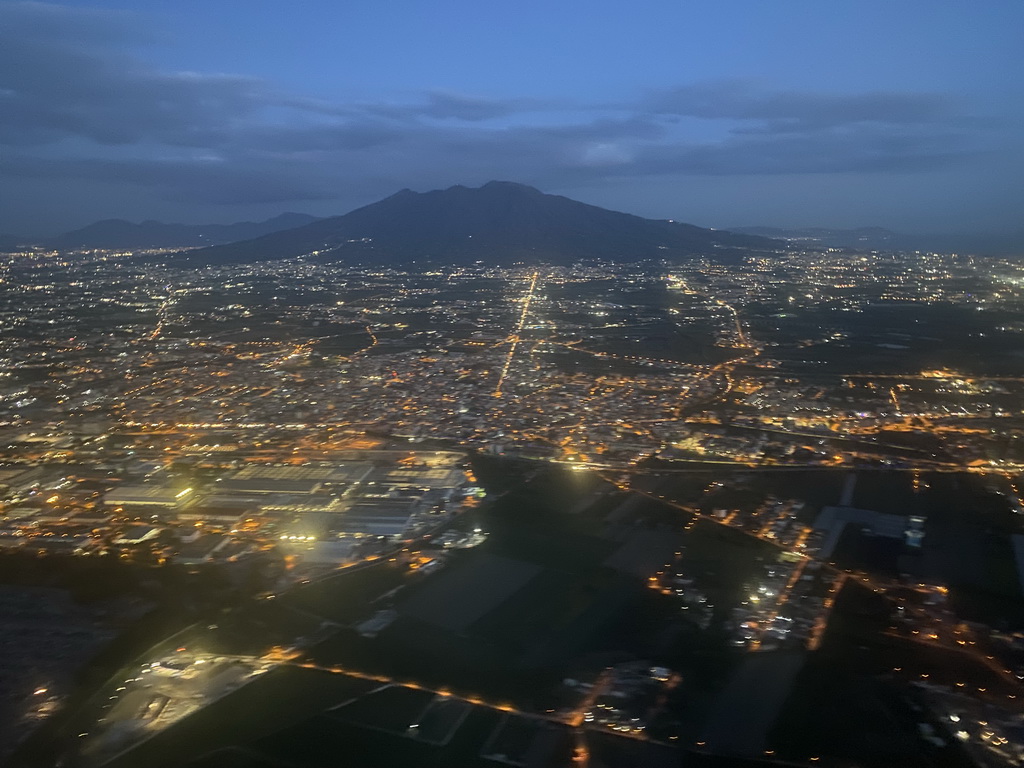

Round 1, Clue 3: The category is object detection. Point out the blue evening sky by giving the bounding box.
[2,0,1022,237]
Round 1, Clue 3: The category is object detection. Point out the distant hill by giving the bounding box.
[0,233,30,252]
[46,212,322,251]
[731,226,902,250]
[171,181,782,266]
[732,226,1024,256]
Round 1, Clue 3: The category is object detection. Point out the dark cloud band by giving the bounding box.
[0,1,1002,226]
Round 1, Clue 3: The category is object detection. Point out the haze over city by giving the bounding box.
[2,0,1023,239]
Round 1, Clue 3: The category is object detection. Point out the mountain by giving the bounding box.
[731,226,1024,256]
[730,226,902,250]
[170,181,782,266]
[0,233,30,252]
[47,212,322,251]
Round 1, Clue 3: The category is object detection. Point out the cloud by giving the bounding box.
[644,80,954,133]
[1,153,341,204]
[0,2,995,228]
[627,127,977,177]
[364,91,549,122]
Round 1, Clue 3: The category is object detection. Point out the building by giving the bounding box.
[0,465,43,496]
[175,496,257,528]
[172,533,228,565]
[103,485,193,508]
[114,525,162,545]
[217,464,373,495]
[330,500,418,538]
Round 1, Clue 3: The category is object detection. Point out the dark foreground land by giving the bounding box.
[9,456,1023,767]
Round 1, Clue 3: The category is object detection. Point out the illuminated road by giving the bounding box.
[494,271,541,397]
[548,339,703,372]
[565,667,614,767]
[748,556,809,652]
[567,668,614,727]
[335,324,378,362]
[807,573,847,651]
[148,288,174,341]
[283,659,657,746]
[880,630,1022,690]
[715,298,748,347]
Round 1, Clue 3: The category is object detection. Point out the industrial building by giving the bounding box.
[103,485,193,508]
[330,499,419,538]
[217,464,373,495]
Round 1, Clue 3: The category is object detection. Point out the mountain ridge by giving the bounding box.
[167,181,782,266]
[44,212,323,251]
[731,225,1024,256]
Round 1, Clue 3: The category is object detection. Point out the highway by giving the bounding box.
[494,270,541,397]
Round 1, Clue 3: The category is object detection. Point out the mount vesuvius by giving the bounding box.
[169,181,781,266]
